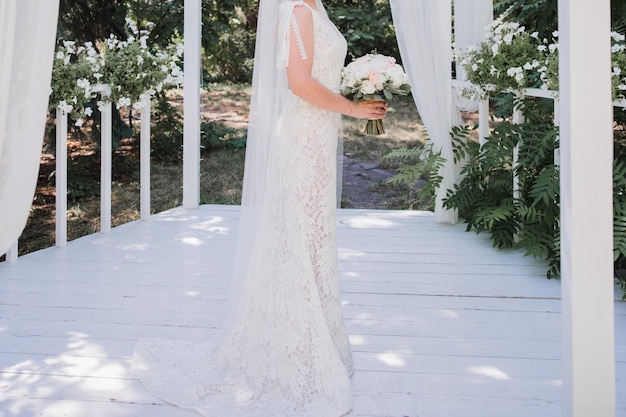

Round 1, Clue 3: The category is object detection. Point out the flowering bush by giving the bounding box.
[456,19,558,99]
[50,19,183,125]
[341,53,411,135]
[612,31,626,101]
[457,18,626,101]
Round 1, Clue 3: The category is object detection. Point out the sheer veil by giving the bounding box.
[226,0,327,325]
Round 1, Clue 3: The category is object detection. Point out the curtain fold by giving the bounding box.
[0,0,60,256]
[390,0,458,223]
[454,0,493,112]
[454,0,493,81]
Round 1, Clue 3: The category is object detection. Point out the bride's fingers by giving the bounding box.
[354,100,388,119]
[369,101,388,118]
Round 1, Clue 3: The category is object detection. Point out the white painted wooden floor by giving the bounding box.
[1,205,625,417]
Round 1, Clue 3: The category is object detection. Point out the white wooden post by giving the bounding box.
[55,107,68,247]
[559,1,615,416]
[183,0,201,209]
[100,89,112,233]
[478,99,489,146]
[512,96,524,202]
[140,95,151,220]
[554,98,561,167]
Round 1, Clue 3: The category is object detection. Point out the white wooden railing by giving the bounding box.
[5,79,624,263]
[6,0,200,263]
[6,85,152,261]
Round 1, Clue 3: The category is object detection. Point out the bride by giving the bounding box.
[133,0,387,416]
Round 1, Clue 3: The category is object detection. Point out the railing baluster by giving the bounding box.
[554,98,561,167]
[478,99,489,146]
[100,96,112,234]
[140,95,151,220]
[512,96,525,203]
[55,107,68,247]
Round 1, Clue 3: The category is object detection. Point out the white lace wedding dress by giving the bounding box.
[133,2,353,416]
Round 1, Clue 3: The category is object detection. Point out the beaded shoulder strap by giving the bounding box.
[277,1,317,68]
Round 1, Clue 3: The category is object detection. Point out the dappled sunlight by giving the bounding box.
[337,248,367,261]
[340,271,359,278]
[152,207,202,223]
[340,216,397,229]
[366,210,433,218]
[376,350,411,368]
[190,216,231,235]
[180,236,203,246]
[2,360,43,386]
[184,290,200,297]
[349,334,366,346]
[1,331,144,417]
[468,365,512,381]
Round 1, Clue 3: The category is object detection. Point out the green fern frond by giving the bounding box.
[528,165,559,207]
[615,202,626,262]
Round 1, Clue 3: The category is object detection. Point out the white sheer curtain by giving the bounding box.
[454,0,493,112]
[390,0,458,224]
[0,0,59,256]
[454,0,493,81]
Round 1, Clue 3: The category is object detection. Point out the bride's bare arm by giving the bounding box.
[286,5,387,120]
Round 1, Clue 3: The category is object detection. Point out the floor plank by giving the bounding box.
[1,205,625,417]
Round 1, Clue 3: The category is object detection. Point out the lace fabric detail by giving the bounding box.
[133,4,351,417]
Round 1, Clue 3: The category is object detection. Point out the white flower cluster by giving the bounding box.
[460,18,626,101]
[485,21,526,56]
[52,24,183,126]
[456,21,560,98]
[341,54,411,101]
[611,31,626,98]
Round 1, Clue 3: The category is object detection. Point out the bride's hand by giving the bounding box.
[349,99,388,120]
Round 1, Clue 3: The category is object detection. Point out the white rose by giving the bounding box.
[387,66,406,88]
[361,80,377,95]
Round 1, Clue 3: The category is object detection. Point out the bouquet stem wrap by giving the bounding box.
[365,119,385,136]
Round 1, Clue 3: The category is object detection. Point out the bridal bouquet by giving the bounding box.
[341,53,411,135]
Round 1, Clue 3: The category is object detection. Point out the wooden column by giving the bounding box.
[559,0,615,416]
[183,0,201,209]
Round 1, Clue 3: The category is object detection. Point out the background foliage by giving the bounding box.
[57,0,398,83]
[442,0,626,287]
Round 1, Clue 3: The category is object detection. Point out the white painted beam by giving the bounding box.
[183,0,201,209]
[558,1,615,416]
